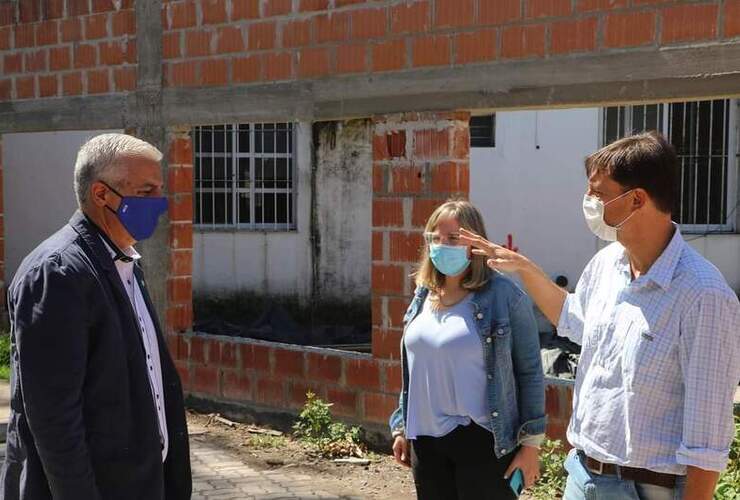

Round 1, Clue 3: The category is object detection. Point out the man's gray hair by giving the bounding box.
[74,133,163,207]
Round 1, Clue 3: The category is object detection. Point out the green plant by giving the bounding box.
[529,439,568,500]
[0,333,10,381]
[292,391,365,458]
[715,414,740,499]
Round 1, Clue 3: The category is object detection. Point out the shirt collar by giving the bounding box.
[99,236,141,264]
[619,223,685,291]
[643,223,684,291]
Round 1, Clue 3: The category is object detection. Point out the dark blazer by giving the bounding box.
[0,211,191,500]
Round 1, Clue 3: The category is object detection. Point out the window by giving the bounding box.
[470,115,495,148]
[193,123,296,230]
[602,100,737,231]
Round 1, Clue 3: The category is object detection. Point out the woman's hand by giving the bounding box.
[504,445,540,489]
[457,228,530,275]
[392,435,411,468]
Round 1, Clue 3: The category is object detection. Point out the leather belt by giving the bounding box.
[583,454,679,489]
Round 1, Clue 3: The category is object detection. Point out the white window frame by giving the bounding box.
[599,100,738,233]
[193,123,297,232]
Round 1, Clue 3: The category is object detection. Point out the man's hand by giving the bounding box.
[458,228,568,325]
[458,228,530,274]
[504,445,540,489]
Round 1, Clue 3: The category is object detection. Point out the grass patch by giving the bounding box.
[245,434,289,451]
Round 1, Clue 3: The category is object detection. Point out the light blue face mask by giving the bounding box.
[429,244,470,276]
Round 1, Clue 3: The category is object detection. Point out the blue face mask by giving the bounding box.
[102,182,168,241]
[429,244,470,276]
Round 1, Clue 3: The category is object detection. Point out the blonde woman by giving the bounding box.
[389,200,546,500]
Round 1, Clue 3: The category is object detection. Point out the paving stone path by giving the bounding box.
[190,437,361,500]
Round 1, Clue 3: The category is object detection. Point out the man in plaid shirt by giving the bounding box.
[461,132,740,500]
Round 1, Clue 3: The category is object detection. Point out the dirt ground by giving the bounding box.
[187,410,418,499]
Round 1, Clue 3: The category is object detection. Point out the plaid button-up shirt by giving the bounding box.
[558,224,740,474]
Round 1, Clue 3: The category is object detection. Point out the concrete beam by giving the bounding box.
[1,42,740,133]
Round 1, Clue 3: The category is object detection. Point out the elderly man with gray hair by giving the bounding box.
[0,134,192,500]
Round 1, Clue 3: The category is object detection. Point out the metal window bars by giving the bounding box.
[601,100,736,231]
[193,123,296,231]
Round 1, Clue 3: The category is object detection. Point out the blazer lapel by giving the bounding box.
[69,211,148,355]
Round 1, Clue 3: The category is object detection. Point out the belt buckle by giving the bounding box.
[587,457,604,475]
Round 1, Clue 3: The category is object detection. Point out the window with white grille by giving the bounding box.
[602,100,737,231]
[193,123,296,230]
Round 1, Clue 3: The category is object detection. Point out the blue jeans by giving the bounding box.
[563,449,686,500]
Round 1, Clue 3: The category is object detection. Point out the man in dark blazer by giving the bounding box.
[0,133,192,499]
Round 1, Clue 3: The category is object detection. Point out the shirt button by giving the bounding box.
[487,374,493,380]
[486,337,492,343]
[476,313,483,319]
[497,328,504,334]
[501,449,507,454]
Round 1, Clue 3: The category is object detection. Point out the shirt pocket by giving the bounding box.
[622,315,676,386]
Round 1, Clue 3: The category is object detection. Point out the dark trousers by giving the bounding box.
[410,422,518,500]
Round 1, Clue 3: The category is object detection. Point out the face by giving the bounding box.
[587,170,641,227]
[89,157,164,243]
[425,217,463,245]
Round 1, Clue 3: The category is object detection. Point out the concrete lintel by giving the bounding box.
[2,43,740,133]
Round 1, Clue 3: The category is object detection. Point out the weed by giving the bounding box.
[293,391,365,458]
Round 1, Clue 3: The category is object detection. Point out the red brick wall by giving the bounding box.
[172,333,403,426]
[166,127,194,335]
[159,0,739,88]
[0,0,137,101]
[2,0,740,101]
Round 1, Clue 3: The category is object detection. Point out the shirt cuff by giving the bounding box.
[520,433,546,449]
[556,294,572,334]
[676,444,730,472]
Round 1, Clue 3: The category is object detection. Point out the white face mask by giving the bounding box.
[582,190,637,241]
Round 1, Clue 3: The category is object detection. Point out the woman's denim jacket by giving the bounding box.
[388,271,547,458]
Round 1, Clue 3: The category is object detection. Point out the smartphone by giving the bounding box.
[508,468,524,497]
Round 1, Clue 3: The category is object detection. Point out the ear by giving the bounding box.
[632,189,648,209]
[90,181,109,208]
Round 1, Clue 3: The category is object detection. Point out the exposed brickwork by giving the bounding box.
[1,1,733,102]
[166,127,194,335]
[175,333,408,426]
[0,0,136,101]
[545,382,574,444]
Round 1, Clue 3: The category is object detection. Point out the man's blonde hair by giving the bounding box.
[414,199,490,292]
